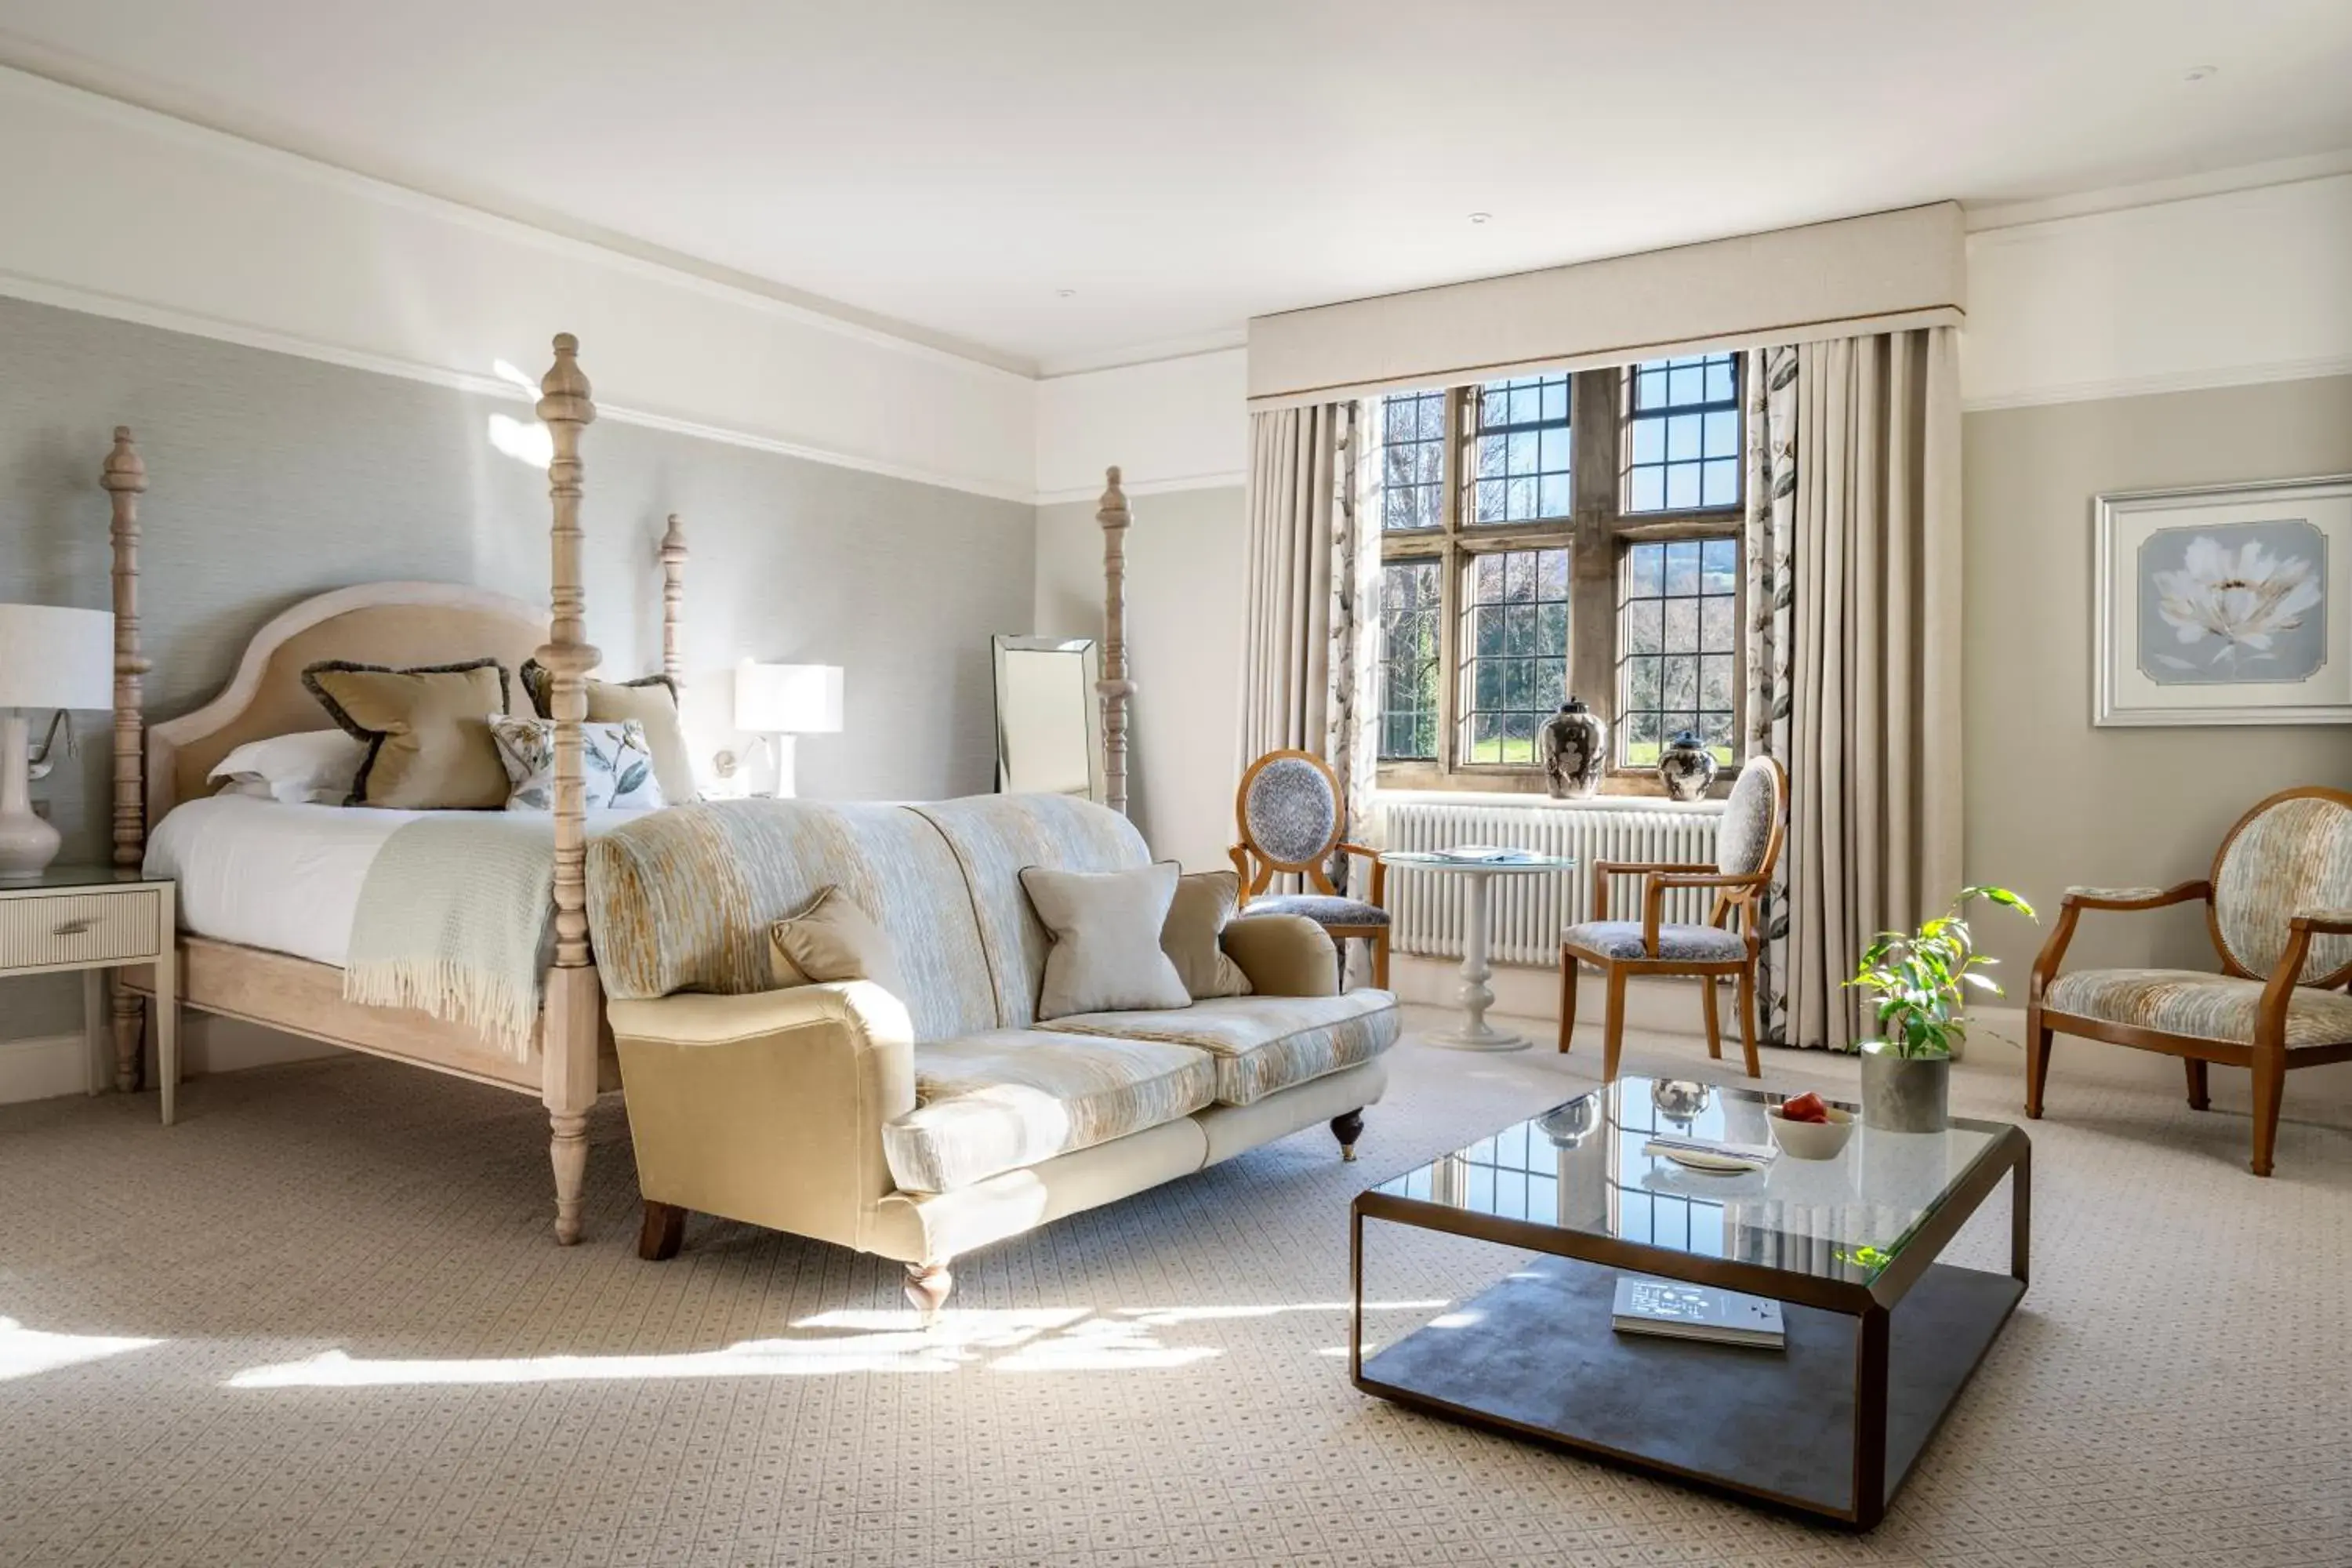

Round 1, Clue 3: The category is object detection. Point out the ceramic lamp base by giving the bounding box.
[0,712,62,880]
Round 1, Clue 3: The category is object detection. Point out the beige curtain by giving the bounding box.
[1237,402,1375,887]
[1783,327,1964,1051]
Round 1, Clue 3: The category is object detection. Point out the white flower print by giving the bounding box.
[2152,534,2322,669]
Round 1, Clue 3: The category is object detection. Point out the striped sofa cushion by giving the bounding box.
[910,794,1152,1029]
[586,799,999,1041]
[1053,991,1403,1107]
[883,1029,1217,1193]
[2045,967,2352,1047]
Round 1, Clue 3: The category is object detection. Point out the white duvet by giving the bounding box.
[144,795,426,967]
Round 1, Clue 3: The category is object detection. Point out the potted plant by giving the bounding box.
[1846,886,2035,1132]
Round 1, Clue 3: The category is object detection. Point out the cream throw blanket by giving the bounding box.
[343,814,590,1059]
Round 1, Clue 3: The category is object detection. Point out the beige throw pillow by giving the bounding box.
[770,886,906,996]
[1161,869,1254,1000]
[301,659,511,809]
[521,659,698,804]
[1021,861,1192,1021]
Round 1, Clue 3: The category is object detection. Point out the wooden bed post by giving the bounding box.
[659,514,687,685]
[1097,466,1133,818]
[103,428,150,1091]
[535,334,602,1245]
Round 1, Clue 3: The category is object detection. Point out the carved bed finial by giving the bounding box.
[1097,466,1134,818]
[659,514,687,685]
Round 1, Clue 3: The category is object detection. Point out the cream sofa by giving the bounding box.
[588,793,1399,1317]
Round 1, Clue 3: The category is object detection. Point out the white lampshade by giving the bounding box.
[0,604,116,710]
[735,662,844,734]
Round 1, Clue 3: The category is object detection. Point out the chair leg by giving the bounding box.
[1735,964,1761,1078]
[906,1261,955,1325]
[1700,978,1722,1061]
[1602,966,1628,1083]
[1371,931,1390,991]
[2184,1058,2210,1112]
[1330,1109,1365,1161]
[2249,1044,2285,1178]
[2024,1002,2053,1119]
[1556,951,1579,1054]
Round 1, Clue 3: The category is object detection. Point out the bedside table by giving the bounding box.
[0,866,178,1123]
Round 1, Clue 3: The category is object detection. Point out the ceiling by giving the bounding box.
[3,0,2350,375]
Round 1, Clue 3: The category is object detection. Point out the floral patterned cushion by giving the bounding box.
[490,717,666,813]
[2045,967,2352,1047]
[1238,893,1389,927]
[1562,920,1746,962]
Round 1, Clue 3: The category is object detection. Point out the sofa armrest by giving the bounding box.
[605,982,916,1250]
[1221,914,1341,997]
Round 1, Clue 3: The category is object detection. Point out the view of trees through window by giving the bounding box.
[1618,538,1740,764]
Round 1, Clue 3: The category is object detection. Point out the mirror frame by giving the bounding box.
[991,633,1105,804]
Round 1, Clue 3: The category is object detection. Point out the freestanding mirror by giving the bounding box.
[993,634,1104,802]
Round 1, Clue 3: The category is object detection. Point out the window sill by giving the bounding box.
[1374,787,1726,815]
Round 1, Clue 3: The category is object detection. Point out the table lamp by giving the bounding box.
[0,604,118,880]
[733,661,843,799]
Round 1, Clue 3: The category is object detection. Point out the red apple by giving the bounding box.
[1780,1092,1831,1124]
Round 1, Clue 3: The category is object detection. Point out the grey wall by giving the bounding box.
[1962,373,2352,981]
[0,294,1033,1046]
[1034,486,1247,872]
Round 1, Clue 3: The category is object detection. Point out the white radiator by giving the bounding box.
[1377,800,1722,967]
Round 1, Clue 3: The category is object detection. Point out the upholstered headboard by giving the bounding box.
[146,582,547,822]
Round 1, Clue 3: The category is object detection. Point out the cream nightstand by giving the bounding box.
[0,866,177,1123]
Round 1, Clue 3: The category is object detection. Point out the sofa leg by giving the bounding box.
[906,1261,955,1326]
[1330,1109,1365,1162]
[638,1200,687,1261]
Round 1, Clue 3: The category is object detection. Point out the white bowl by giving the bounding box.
[1767,1105,1855,1160]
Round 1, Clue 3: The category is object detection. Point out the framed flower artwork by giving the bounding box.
[2094,474,2352,726]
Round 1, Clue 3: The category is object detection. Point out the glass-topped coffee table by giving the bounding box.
[1351,1075,2028,1530]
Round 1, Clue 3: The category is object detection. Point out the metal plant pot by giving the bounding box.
[1859,1041,1951,1133]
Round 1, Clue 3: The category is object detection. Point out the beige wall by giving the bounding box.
[1962,373,2352,980]
[1034,487,1247,871]
[0,294,1035,1062]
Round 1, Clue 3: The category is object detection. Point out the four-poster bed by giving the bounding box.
[114,334,674,1244]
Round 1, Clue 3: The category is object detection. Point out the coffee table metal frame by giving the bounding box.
[1349,1101,2030,1530]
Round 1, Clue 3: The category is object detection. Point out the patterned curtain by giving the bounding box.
[1238,401,1374,901]
[1743,346,1799,1046]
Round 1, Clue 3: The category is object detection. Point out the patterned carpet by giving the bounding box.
[2,1007,2347,1567]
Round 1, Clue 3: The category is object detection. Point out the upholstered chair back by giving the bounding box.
[2210,789,2352,983]
[1714,757,1786,878]
[1239,751,1341,871]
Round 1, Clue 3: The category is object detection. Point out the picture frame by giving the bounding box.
[2093,474,2352,727]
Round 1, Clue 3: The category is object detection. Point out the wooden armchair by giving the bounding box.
[1229,749,1389,989]
[2026,786,2352,1177]
[1558,757,1786,1081]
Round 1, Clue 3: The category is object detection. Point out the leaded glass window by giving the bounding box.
[1618,537,1740,764]
[1623,354,1740,514]
[1377,559,1442,760]
[1470,375,1571,524]
[1459,546,1570,764]
[1380,389,1447,532]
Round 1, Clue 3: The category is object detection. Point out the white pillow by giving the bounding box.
[490,717,667,813]
[207,730,367,804]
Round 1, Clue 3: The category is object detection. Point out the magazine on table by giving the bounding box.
[1431,844,1541,864]
[1611,1275,1787,1349]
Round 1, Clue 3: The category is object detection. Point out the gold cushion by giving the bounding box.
[301,659,510,809]
[521,659,697,804]
[770,885,906,996]
[1161,870,1254,1001]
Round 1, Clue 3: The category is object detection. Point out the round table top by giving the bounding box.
[1379,850,1575,873]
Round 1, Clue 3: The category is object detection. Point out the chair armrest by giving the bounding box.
[1337,841,1387,906]
[2031,881,2215,1000]
[2060,881,2212,912]
[2290,907,2352,938]
[1221,913,1342,997]
[1641,871,1760,951]
[1591,860,1715,920]
[605,983,916,1250]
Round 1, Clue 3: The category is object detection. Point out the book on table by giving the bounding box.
[1611,1274,1786,1349]
[1432,844,1540,864]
